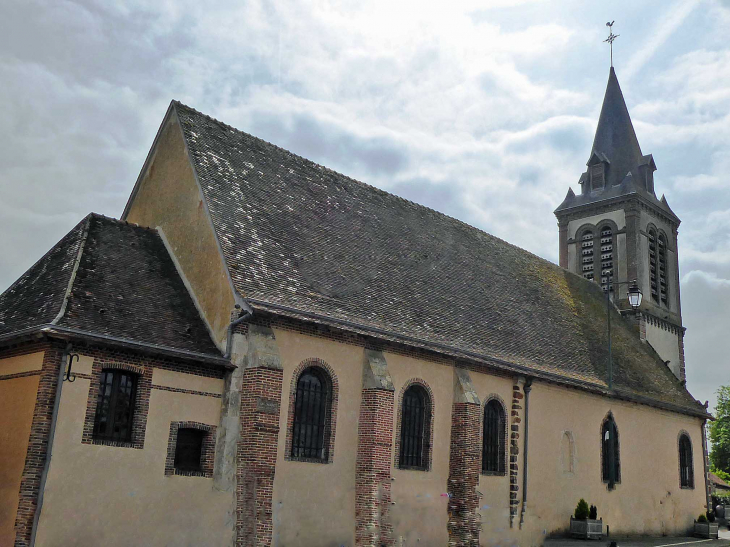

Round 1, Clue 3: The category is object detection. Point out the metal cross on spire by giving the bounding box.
[604,21,619,67]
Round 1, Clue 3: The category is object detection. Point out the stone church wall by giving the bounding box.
[32,347,233,547]
[124,111,236,348]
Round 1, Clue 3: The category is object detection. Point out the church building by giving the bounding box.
[0,68,711,547]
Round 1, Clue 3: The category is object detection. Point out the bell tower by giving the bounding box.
[555,68,686,382]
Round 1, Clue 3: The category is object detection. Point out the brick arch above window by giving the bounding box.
[284,358,339,464]
[394,378,435,471]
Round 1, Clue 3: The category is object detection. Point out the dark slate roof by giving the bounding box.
[0,214,221,359]
[554,68,678,221]
[172,101,704,415]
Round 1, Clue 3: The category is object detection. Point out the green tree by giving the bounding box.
[710,386,730,474]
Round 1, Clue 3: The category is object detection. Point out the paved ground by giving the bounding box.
[544,533,730,547]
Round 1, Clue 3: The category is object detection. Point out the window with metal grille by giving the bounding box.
[601,416,621,484]
[399,384,430,470]
[581,230,594,280]
[482,399,506,475]
[291,367,331,461]
[679,434,694,488]
[175,428,205,472]
[93,369,138,442]
[658,234,668,305]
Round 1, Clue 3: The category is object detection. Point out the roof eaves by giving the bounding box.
[247,298,709,418]
[0,324,232,369]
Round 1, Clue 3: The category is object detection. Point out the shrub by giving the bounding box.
[707,511,716,523]
[574,499,590,520]
[698,513,708,523]
[589,505,598,520]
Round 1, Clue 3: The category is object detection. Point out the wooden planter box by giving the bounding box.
[693,521,718,539]
[570,517,603,539]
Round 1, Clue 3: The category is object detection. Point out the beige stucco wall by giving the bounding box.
[645,322,681,379]
[0,352,43,546]
[34,354,232,547]
[271,328,360,547]
[522,383,705,542]
[124,112,235,348]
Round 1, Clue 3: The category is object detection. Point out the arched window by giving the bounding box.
[291,367,332,461]
[580,229,595,281]
[648,228,659,302]
[400,384,431,470]
[658,233,668,305]
[679,433,694,488]
[601,415,620,487]
[93,369,138,442]
[482,399,506,475]
[561,431,575,474]
[598,225,614,294]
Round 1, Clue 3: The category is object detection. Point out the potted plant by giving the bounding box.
[570,499,603,539]
[694,512,719,539]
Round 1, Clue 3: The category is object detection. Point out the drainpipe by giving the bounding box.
[29,342,72,547]
[701,415,711,513]
[520,378,533,529]
[224,305,253,360]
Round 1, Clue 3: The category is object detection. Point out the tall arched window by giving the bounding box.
[399,384,431,470]
[598,225,614,294]
[648,228,659,302]
[658,233,668,305]
[482,399,506,475]
[679,433,694,488]
[601,415,620,486]
[291,367,332,461]
[581,229,595,281]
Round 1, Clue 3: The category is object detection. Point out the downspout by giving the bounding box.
[519,378,533,529]
[29,342,72,547]
[702,415,711,513]
[224,304,253,360]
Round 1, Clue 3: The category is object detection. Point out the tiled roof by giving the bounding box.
[0,213,221,359]
[173,101,705,415]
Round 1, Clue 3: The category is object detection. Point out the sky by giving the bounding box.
[0,0,728,413]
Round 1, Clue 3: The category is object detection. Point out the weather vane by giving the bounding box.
[604,21,619,67]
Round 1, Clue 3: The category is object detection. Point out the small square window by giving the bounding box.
[174,428,205,472]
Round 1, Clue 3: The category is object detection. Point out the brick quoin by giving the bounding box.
[447,402,481,547]
[237,367,283,547]
[13,343,62,547]
[355,389,394,546]
[509,383,523,527]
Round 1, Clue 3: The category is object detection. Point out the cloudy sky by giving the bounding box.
[1,0,728,412]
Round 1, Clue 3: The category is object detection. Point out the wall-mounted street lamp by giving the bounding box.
[605,279,642,391]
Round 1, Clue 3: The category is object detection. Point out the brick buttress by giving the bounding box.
[356,350,395,546]
[447,368,481,547]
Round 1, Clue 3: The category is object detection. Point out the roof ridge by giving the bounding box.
[174,101,564,274]
[89,211,159,233]
[51,214,92,325]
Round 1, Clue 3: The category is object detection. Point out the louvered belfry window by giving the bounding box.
[399,384,430,470]
[598,226,614,293]
[591,164,605,190]
[649,229,659,302]
[291,367,331,460]
[482,399,506,475]
[93,369,138,442]
[658,234,668,304]
[601,416,621,484]
[581,231,595,281]
[679,434,694,488]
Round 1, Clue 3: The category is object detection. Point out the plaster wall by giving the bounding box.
[0,352,43,546]
[645,323,682,379]
[523,383,705,541]
[34,353,232,547]
[124,113,235,347]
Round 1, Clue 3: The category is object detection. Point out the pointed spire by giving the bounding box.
[589,68,643,188]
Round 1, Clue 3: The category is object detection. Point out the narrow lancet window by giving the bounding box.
[679,433,694,488]
[400,384,430,470]
[291,367,332,461]
[601,415,620,486]
[482,399,506,475]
